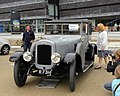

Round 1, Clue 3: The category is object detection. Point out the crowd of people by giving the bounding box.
[92,23,120,32]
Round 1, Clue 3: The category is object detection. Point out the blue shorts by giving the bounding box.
[97,50,108,58]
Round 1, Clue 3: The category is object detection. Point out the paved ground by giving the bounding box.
[0,52,113,96]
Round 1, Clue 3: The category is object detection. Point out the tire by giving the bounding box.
[1,45,10,55]
[69,59,76,92]
[14,59,28,87]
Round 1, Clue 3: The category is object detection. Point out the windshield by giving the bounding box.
[45,24,80,35]
[44,21,90,35]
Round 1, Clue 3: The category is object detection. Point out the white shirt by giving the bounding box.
[97,30,108,50]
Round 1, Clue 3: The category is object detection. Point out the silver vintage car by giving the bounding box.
[0,39,11,55]
[9,19,97,91]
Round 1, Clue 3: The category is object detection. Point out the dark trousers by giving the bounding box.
[23,43,32,52]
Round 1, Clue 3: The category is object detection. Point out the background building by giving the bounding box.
[0,0,120,33]
[0,0,59,33]
[59,0,120,31]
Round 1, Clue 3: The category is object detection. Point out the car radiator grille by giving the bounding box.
[37,45,51,65]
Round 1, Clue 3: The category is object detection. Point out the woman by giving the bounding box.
[94,23,108,69]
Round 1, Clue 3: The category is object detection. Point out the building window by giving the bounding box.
[55,5,58,17]
[48,4,54,16]
[48,4,58,19]
[1,21,11,33]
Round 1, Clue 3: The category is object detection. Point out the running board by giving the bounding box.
[83,61,94,72]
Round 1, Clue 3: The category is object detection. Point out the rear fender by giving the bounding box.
[9,51,24,62]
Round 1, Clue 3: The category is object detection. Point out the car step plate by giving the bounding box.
[36,78,60,88]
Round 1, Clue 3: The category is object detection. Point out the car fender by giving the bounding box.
[2,44,11,50]
[9,51,24,62]
[64,53,76,64]
[0,39,11,50]
[75,43,82,55]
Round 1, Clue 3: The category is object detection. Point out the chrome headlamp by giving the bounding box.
[51,53,61,64]
[23,51,32,62]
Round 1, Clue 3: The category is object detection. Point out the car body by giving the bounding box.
[9,19,97,91]
[0,39,11,55]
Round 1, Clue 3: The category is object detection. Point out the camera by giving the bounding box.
[109,54,115,59]
[105,50,116,59]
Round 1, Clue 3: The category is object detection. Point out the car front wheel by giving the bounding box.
[14,59,28,87]
[1,45,10,55]
[69,59,76,92]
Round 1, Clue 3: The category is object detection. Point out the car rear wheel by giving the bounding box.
[14,59,28,87]
[1,45,10,55]
[69,59,76,92]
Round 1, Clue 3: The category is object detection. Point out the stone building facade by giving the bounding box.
[60,0,120,26]
[0,0,120,32]
[0,0,59,32]
[0,0,59,21]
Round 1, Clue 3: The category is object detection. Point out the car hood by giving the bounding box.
[44,35,81,43]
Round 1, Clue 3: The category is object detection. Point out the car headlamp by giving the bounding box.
[51,53,61,64]
[23,51,32,62]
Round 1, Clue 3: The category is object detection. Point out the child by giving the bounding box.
[112,65,120,96]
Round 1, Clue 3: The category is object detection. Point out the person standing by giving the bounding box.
[22,25,35,52]
[94,23,108,69]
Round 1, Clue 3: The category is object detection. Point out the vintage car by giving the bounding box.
[0,39,11,55]
[9,19,97,92]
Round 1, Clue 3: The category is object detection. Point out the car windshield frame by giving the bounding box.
[44,19,91,35]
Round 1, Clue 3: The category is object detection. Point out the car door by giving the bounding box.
[80,22,89,71]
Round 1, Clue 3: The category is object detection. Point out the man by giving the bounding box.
[22,25,35,52]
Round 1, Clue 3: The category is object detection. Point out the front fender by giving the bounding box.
[9,51,24,62]
[64,53,76,64]
[75,43,82,55]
